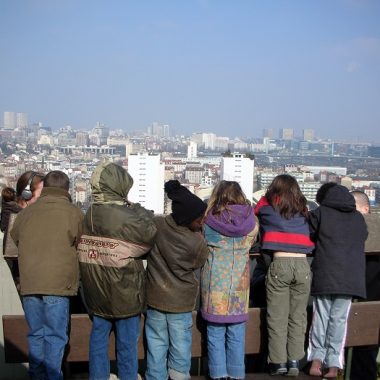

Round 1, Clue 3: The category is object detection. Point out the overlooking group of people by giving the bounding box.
[0,163,379,380]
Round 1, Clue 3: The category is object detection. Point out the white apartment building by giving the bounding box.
[38,134,54,146]
[299,182,321,200]
[300,166,347,176]
[76,131,90,146]
[0,163,18,177]
[75,186,87,203]
[221,153,254,201]
[127,153,164,214]
[215,136,229,151]
[185,166,203,184]
[3,112,16,130]
[16,113,28,129]
[187,141,197,159]
[191,133,216,150]
[258,171,321,200]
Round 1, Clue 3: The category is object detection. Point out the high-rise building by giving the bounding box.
[302,129,315,141]
[3,111,16,130]
[76,131,89,146]
[162,124,170,138]
[92,122,109,145]
[148,122,171,138]
[16,112,28,129]
[191,133,216,150]
[221,153,254,201]
[127,153,165,214]
[279,128,294,140]
[263,128,274,139]
[215,136,230,151]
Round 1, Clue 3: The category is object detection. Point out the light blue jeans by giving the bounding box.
[22,295,70,380]
[307,295,352,369]
[207,322,246,379]
[89,314,140,380]
[145,308,193,380]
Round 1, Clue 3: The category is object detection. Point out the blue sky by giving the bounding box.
[1,0,380,140]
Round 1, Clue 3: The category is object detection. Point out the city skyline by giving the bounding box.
[1,1,380,140]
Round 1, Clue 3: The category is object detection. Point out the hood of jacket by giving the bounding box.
[205,204,255,237]
[321,184,356,212]
[90,162,133,204]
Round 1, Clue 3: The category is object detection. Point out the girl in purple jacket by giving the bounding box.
[201,181,258,379]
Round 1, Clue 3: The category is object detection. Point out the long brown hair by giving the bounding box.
[265,174,308,219]
[205,180,250,217]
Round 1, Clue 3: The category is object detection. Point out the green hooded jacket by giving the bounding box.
[78,162,157,318]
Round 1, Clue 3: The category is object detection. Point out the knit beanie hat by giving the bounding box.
[165,180,207,226]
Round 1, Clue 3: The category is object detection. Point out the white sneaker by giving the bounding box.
[109,373,142,380]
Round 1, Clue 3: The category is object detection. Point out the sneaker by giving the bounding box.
[268,362,288,376]
[286,360,299,377]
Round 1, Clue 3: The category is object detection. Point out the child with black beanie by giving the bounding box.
[145,180,209,380]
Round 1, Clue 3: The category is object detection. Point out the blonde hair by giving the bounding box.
[205,180,250,217]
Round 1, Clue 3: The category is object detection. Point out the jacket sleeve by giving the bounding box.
[192,235,209,269]
[10,214,20,247]
[73,210,84,248]
[0,210,7,232]
[254,196,268,216]
[308,208,321,242]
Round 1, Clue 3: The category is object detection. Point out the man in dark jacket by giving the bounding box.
[11,171,83,380]
[145,180,209,380]
[350,191,380,380]
[307,184,367,378]
[78,162,157,380]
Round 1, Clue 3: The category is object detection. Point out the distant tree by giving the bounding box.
[222,150,232,157]
[245,152,255,160]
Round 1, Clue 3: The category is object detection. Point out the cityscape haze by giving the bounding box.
[1,1,380,140]
[2,3,380,378]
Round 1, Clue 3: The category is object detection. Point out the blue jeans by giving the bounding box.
[89,314,140,380]
[145,308,193,380]
[22,295,70,380]
[207,322,246,379]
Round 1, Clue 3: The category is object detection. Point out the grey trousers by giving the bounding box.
[307,295,352,369]
[266,257,311,364]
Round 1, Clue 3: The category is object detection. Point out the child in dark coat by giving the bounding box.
[308,184,367,378]
[145,180,209,380]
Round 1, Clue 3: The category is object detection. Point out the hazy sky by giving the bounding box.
[1,0,380,140]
